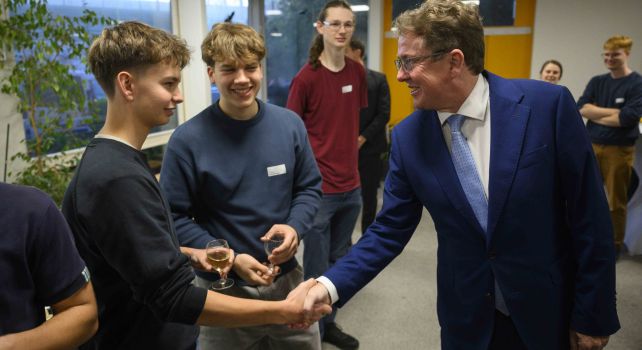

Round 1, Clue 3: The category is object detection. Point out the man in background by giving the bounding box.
[346,38,391,234]
[578,35,642,256]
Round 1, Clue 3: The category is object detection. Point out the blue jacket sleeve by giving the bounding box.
[324,127,424,306]
[556,87,620,336]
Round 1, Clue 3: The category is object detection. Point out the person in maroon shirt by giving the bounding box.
[286,1,367,349]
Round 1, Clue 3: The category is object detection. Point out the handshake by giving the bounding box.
[283,279,333,328]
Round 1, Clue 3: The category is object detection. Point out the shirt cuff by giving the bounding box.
[316,276,339,305]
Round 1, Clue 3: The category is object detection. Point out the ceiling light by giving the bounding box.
[351,5,369,12]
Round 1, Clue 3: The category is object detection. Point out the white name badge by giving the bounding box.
[615,97,625,104]
[342,85,353,93]
[267,164,287,177]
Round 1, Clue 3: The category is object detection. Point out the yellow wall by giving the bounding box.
[383,0,536,126]
[484,0,536,78]
[382,0,415,126]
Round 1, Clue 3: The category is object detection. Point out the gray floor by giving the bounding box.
[302,208,642,350]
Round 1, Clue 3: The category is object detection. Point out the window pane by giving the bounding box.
[392,0,515,26]
[19,0,173,154]
[264,0,369,107]
[143,144,167,176]
[205,0,249,104]
[478,0,515,26]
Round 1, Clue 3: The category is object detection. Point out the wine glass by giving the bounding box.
[264,233,285,277]
[206,239,234,290]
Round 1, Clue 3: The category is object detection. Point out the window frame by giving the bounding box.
[4,0,377,168]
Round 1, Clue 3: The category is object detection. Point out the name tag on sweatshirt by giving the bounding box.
[615,97,625,104]
[267,164,286,177]
[342,85,353,93]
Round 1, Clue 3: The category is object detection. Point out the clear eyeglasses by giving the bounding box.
[394,51,446,72]
[322,20,355,32]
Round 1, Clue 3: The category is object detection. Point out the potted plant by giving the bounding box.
[0,0,113,205]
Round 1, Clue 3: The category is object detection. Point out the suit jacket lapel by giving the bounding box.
[485,72,531,243]
[422,111,486,235]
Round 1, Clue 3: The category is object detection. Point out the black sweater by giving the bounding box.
[62,138,207,350]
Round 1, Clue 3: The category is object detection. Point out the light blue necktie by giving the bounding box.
[447,114,509,315]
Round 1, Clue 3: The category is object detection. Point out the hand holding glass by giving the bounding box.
[264,233,285,277]
[206,239,234,290]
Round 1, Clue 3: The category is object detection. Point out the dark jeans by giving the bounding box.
[302,188,361,334]
[358,153,384,234]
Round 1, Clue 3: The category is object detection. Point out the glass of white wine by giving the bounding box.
[206,239,234,290]
[264,233,285,277]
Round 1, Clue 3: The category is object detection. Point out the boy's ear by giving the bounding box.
[116,71,135,101]
[207,66,216,85]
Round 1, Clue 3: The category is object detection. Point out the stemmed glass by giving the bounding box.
[264,233,285,277]
[206,239,234,290]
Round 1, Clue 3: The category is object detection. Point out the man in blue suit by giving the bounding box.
[298,0,620,349]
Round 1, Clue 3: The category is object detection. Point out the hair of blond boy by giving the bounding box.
[604,35,633,53]
[394,0,485,75]
[201,22,266,68]
[87,21,190,98]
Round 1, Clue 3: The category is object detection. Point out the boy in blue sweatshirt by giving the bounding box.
[160,22,323,350]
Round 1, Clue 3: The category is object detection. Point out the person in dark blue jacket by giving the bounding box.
[299,1,620,349]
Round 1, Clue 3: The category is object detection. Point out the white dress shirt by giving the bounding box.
[437,74,491,195]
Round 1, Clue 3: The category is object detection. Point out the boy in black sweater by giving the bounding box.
[62,21,329,350]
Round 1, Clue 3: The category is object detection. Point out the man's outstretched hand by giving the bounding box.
[288,280,332,329]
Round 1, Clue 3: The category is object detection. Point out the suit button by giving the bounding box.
[485,292,492,299]
[488,251,496,259]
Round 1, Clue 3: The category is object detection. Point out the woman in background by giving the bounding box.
[539,59,563,84]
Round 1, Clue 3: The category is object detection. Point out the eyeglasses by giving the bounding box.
[394,51,446,72]
[322,20,355,32]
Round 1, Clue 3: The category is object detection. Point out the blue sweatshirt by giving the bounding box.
[160,99,322,281]
[577,71,642,146]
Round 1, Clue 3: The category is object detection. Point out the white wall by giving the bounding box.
[531,0,642,99]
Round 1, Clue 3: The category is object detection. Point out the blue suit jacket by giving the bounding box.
[324,72,620,349]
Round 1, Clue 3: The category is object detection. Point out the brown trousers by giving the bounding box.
[592,143,635,249]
